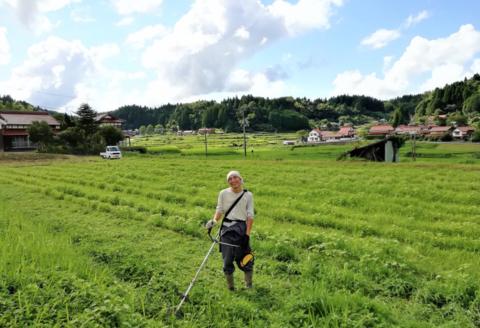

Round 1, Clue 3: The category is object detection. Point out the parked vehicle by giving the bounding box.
[100,146,122,159]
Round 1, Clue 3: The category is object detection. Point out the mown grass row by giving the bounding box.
[1,156,480,326]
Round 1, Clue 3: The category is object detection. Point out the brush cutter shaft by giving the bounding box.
[208,228,240,248]
[175,239,217,314]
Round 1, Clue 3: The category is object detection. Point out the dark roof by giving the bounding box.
[0,111,60,126]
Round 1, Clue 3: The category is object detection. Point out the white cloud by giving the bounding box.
[268,0,343,35]
[234,26,250,40]
[333,24,480,99]
[141,0,342,101]
[404,10,429,28]
[361,10,430,50]
[0,27,10,65]
[116,17,134,26]
[361,29,401,49]
[126,24,168,49]
[0,37,122,111]
[111,0,163,15]
[471,58,480,74]
[2,0,77,33]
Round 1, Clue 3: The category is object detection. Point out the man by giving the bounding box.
[205,170,254,290]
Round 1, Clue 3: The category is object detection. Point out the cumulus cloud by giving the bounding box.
[0,27,10,65]
[333,24,480,99]
[0,37,120,110]
[126,24,167,49]
[268,0,343,35]
[404,10,429,28]
[111,0,163,15]
[362,10,430,49]
[2,0,78,33]
[361,29,401,49]
[141,0,342,101]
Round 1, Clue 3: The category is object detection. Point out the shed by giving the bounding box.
[338,137,404,162]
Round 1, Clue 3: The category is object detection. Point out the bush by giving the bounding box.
[440,133,453,142]
[471,131,480,142]
[120,146,147,154]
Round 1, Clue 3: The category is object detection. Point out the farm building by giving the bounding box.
[307,126,356,143]
[339,137,403,162]
[368,124,394,137]
[394,125,428,136]
[198,128,216,135]
[452,126,475,139]
[96,113,124,128]
[0,111,60,151]
[427,126,454,138]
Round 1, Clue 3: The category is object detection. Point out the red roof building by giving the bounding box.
[427,125,454,137]
[368,124,394,137]
[0,111,60,151]
[452,126,475,139]
[394,125,428,135]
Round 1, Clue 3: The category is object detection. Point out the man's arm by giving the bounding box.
[246,217,253,236]
[213,211,223,223]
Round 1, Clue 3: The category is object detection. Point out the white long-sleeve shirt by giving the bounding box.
[216,188,254,222]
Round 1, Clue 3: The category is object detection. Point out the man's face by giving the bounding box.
[228,175,242,189]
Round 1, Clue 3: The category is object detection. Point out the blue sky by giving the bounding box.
[0,0,479,113]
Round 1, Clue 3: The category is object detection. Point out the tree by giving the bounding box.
[139,125,146,135]
[76,103,98,134]
[146,124,154,135]
[154,124,164,134]
[28,121,54,152]
[98,125,124,145]
[463,94,480,116]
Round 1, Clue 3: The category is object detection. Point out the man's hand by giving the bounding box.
[205,219,217,229]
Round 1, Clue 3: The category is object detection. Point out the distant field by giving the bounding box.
[130,133,480,163]
[1,148,480,326]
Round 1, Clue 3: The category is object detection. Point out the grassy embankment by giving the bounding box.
[1,141,480,326]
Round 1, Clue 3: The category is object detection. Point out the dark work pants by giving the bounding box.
[220,222,253,274]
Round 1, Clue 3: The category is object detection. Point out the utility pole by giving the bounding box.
[412,133,416,161]
[242,109,247,158]
[204,129,208,157]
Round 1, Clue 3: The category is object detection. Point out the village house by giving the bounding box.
[177,130,196,136]
[307,126,356,143]
[394,125,428,136]
[198,128,216,135]
[452,126,475,140]
[0,111,60,151]
[95,113,124,128]
[427,125,454,138]
[368,124,394,137]
[337,126,356,139]
[307,128,322,143]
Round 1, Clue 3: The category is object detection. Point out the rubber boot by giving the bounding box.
[244,271,253,288]
[225,274,235,291]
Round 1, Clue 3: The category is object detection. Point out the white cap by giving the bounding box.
[226,170,243,183]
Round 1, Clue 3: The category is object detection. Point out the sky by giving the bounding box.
[0,0,479,114]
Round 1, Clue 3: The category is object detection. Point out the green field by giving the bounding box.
[1,142,480,327]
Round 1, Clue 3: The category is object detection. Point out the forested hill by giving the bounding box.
[2,74,480,131]
[114,95,388,131]
[112,74,480,131]
[0,95,39,112]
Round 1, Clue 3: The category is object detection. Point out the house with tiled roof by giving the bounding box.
[394,125,428,136]
[368,124,394,137]
[427,125,454,138]
[0,111,60,151]
[452,126,475,140]
[95,113,124,128]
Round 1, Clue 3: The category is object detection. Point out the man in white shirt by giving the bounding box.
[205,170,254,290]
